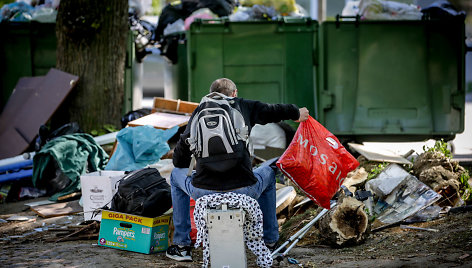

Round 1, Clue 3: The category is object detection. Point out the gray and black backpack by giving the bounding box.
[187,92,249,173]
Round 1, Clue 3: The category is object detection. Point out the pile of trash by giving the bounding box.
[342,0,466,21]
[155,0,307,64]
[0,0,59,23]
[156,0,305,40]
[277,139,471,249]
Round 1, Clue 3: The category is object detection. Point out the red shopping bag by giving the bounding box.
[276,116,359,209]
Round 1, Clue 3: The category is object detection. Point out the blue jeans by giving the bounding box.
[169,165,279,246]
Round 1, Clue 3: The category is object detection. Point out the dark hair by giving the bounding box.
[210,78,237,96]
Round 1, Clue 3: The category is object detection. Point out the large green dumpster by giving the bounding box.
[0,22,135,115]
[186,18,317,115]
[317,18,466,141]
[166,17,466,141]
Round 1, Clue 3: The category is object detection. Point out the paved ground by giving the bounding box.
[0,196,471,267]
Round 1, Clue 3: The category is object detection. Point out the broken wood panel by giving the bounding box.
[14,69,79,142]
[0,128,30,160]
[127,112,191,130]
[0,69,78,158]
[30,200,82,218]
[0,76,45,131]
[151,97,198,114]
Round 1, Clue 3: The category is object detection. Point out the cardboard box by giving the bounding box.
[98,210,171,254]
[80,171,125,221]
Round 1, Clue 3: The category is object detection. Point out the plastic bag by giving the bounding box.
[240,0,297,15]
[359,0,422,20]
[184,8,218,30]
[276,116,359,209]
[105,125,179,171]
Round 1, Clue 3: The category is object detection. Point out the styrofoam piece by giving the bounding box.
[93,131,118,145]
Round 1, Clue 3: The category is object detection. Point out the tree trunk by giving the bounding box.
[55,0,128,132]
[318,196,370,248]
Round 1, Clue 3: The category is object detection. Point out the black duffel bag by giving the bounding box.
[109,168,172,218]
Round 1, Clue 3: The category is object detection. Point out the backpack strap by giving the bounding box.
[187,155,196,177]
[206,92,228,100]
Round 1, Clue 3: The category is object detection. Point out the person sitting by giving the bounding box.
[166,77,309,261]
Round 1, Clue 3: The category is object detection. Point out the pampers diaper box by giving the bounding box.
[98,210,171,254]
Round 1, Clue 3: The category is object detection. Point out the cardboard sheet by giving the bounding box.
[31,200,82,218]
[127,112,191,130]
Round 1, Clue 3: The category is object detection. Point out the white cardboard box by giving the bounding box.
[80,170,125,221]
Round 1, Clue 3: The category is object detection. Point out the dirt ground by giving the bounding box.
[1,196,471,268]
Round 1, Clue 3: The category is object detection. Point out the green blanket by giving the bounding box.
[32,133,109,201]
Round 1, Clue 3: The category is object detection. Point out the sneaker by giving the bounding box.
[266,241,285,254]
[166,245,192,262]
[265,241,278,252]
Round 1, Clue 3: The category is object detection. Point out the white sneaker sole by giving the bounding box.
[165,252,192,262]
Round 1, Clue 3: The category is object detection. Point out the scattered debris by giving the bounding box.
[448,205,472,214]
[57,192,81,201]
[348,143,413,165]
[318,195,369,247]
[6,215,36,221]
[399,224,438,232]
[366,164,410,199]
[412,150,469,207]
[342,167,369,194]
[93,131,118,146]
[293,197,312,209]
[276,186,297,214]
[375,170,441,224]
[47,221,100,242]
[24,199,55,207]
[30,200,82,218]
[403,204,441,223]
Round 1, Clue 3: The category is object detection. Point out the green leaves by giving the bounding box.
[459,170,471,202]
[423,139,452,159]
[90,124,119,137]
[367,162,388,181]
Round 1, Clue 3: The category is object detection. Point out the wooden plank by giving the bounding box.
[276,186,297,214]
[127,112,191,130]
[151,97,198,114]
[30,200,82,218]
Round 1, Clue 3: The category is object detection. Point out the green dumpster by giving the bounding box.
[166,16,466,142]
[185,18,317,116]
[0,22,135,115]
[0,22,56,110]
[317,18,466,141]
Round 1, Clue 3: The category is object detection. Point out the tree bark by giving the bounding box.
[55,0,128,132]
[318,196,370,248]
